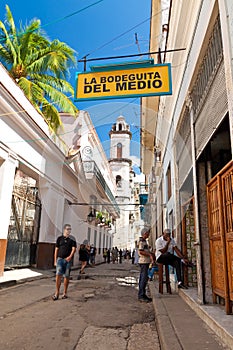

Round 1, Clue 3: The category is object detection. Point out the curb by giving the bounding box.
[0,269,55,290]
[0,280,17,289]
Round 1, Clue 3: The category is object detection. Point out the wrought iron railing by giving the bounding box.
[82,161,120,215]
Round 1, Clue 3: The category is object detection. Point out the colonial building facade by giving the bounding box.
[141,0,233,316]
[0,63,118,275]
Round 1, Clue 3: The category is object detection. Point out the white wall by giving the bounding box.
[0,63,116,267]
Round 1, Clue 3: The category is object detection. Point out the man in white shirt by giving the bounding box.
[156,229,192,289]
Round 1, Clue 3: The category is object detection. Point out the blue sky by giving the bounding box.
[0,0,151,170]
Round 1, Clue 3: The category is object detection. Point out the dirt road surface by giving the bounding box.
[0,261,160,350]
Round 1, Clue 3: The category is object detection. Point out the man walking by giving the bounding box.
[90,244,97,266]
[52,224,76,300]
[138,227,155,303]
[156,228,192,289]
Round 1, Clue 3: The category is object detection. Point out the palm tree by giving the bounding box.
[0,5,78,132]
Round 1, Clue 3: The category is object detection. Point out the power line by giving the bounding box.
[79,48,186,64]
[0,0,104,44]
[68,202,151,206]
[82,7,169,59]
[42,0,104,29]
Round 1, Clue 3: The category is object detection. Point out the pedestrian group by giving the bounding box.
[52,224,194,302]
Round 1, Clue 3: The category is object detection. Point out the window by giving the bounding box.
[191,16,223,116]
[94,230,97,248]
[166,164,172,200]
[90,195,97,216]
[116,175,122,187]
[106,235,108,249]
[98,231,102,254]
[87,227,91,243]
[117,143,122,158]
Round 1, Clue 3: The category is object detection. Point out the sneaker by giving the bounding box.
[143,295,152,302]
[138,297,150,303]
[182,260,195,268]
[178,283,188,289]
[187,261,195,268]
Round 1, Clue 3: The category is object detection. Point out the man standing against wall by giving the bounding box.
[138,227,155,302]
[52,224,76,300]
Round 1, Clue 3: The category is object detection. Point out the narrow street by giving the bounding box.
[0,261,160,350]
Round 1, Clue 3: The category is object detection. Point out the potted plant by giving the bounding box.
[95,211,103,225]
[105,218,111,227]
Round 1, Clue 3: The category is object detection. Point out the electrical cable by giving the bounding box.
[42,0,104,29]
[0,0,105,44]
[82,6,169,59]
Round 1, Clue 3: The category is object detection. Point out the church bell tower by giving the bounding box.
[109,116,132,248]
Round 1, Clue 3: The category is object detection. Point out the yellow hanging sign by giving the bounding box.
[75,63,172,101]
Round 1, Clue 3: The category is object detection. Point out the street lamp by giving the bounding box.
[87,211,95,223]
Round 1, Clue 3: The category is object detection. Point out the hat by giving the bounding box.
[141,227,150,235]
[83,239,89,245]
[163,228,171,235]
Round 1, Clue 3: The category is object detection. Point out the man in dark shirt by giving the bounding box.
[52,224,76,300]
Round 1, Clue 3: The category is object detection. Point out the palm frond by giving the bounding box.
[31,73,74,93]
[19,20,41,61]
[26,41,76,78]
[5,5,21,62]
[0,20,17,66]
[18,77,44,107]
[5,5,17,41]
[41,101,63,131]
[37,81,78,115]
[0,43,12,66]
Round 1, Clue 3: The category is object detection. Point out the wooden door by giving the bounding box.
[221,162,233,302]
[207,161,233,314]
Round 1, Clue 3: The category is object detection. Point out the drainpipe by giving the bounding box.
[186,95,204,304]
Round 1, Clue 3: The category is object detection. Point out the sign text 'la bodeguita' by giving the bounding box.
[75,64,172,101]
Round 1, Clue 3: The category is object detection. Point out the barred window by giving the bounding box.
[191,16,223,116]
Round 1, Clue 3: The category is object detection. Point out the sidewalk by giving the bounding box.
[0,267,54,288]
[149,281,233,350]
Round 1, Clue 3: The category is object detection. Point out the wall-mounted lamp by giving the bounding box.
[87,211,95,223]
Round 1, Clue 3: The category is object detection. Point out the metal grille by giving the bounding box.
[5,173,41,267]
[194,62,228,158]
[191,16,223,116]
[176,107,192,187]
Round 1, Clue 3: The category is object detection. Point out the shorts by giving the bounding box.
[56,257,71,278]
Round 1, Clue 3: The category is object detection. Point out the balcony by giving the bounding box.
[82,161,120,216]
